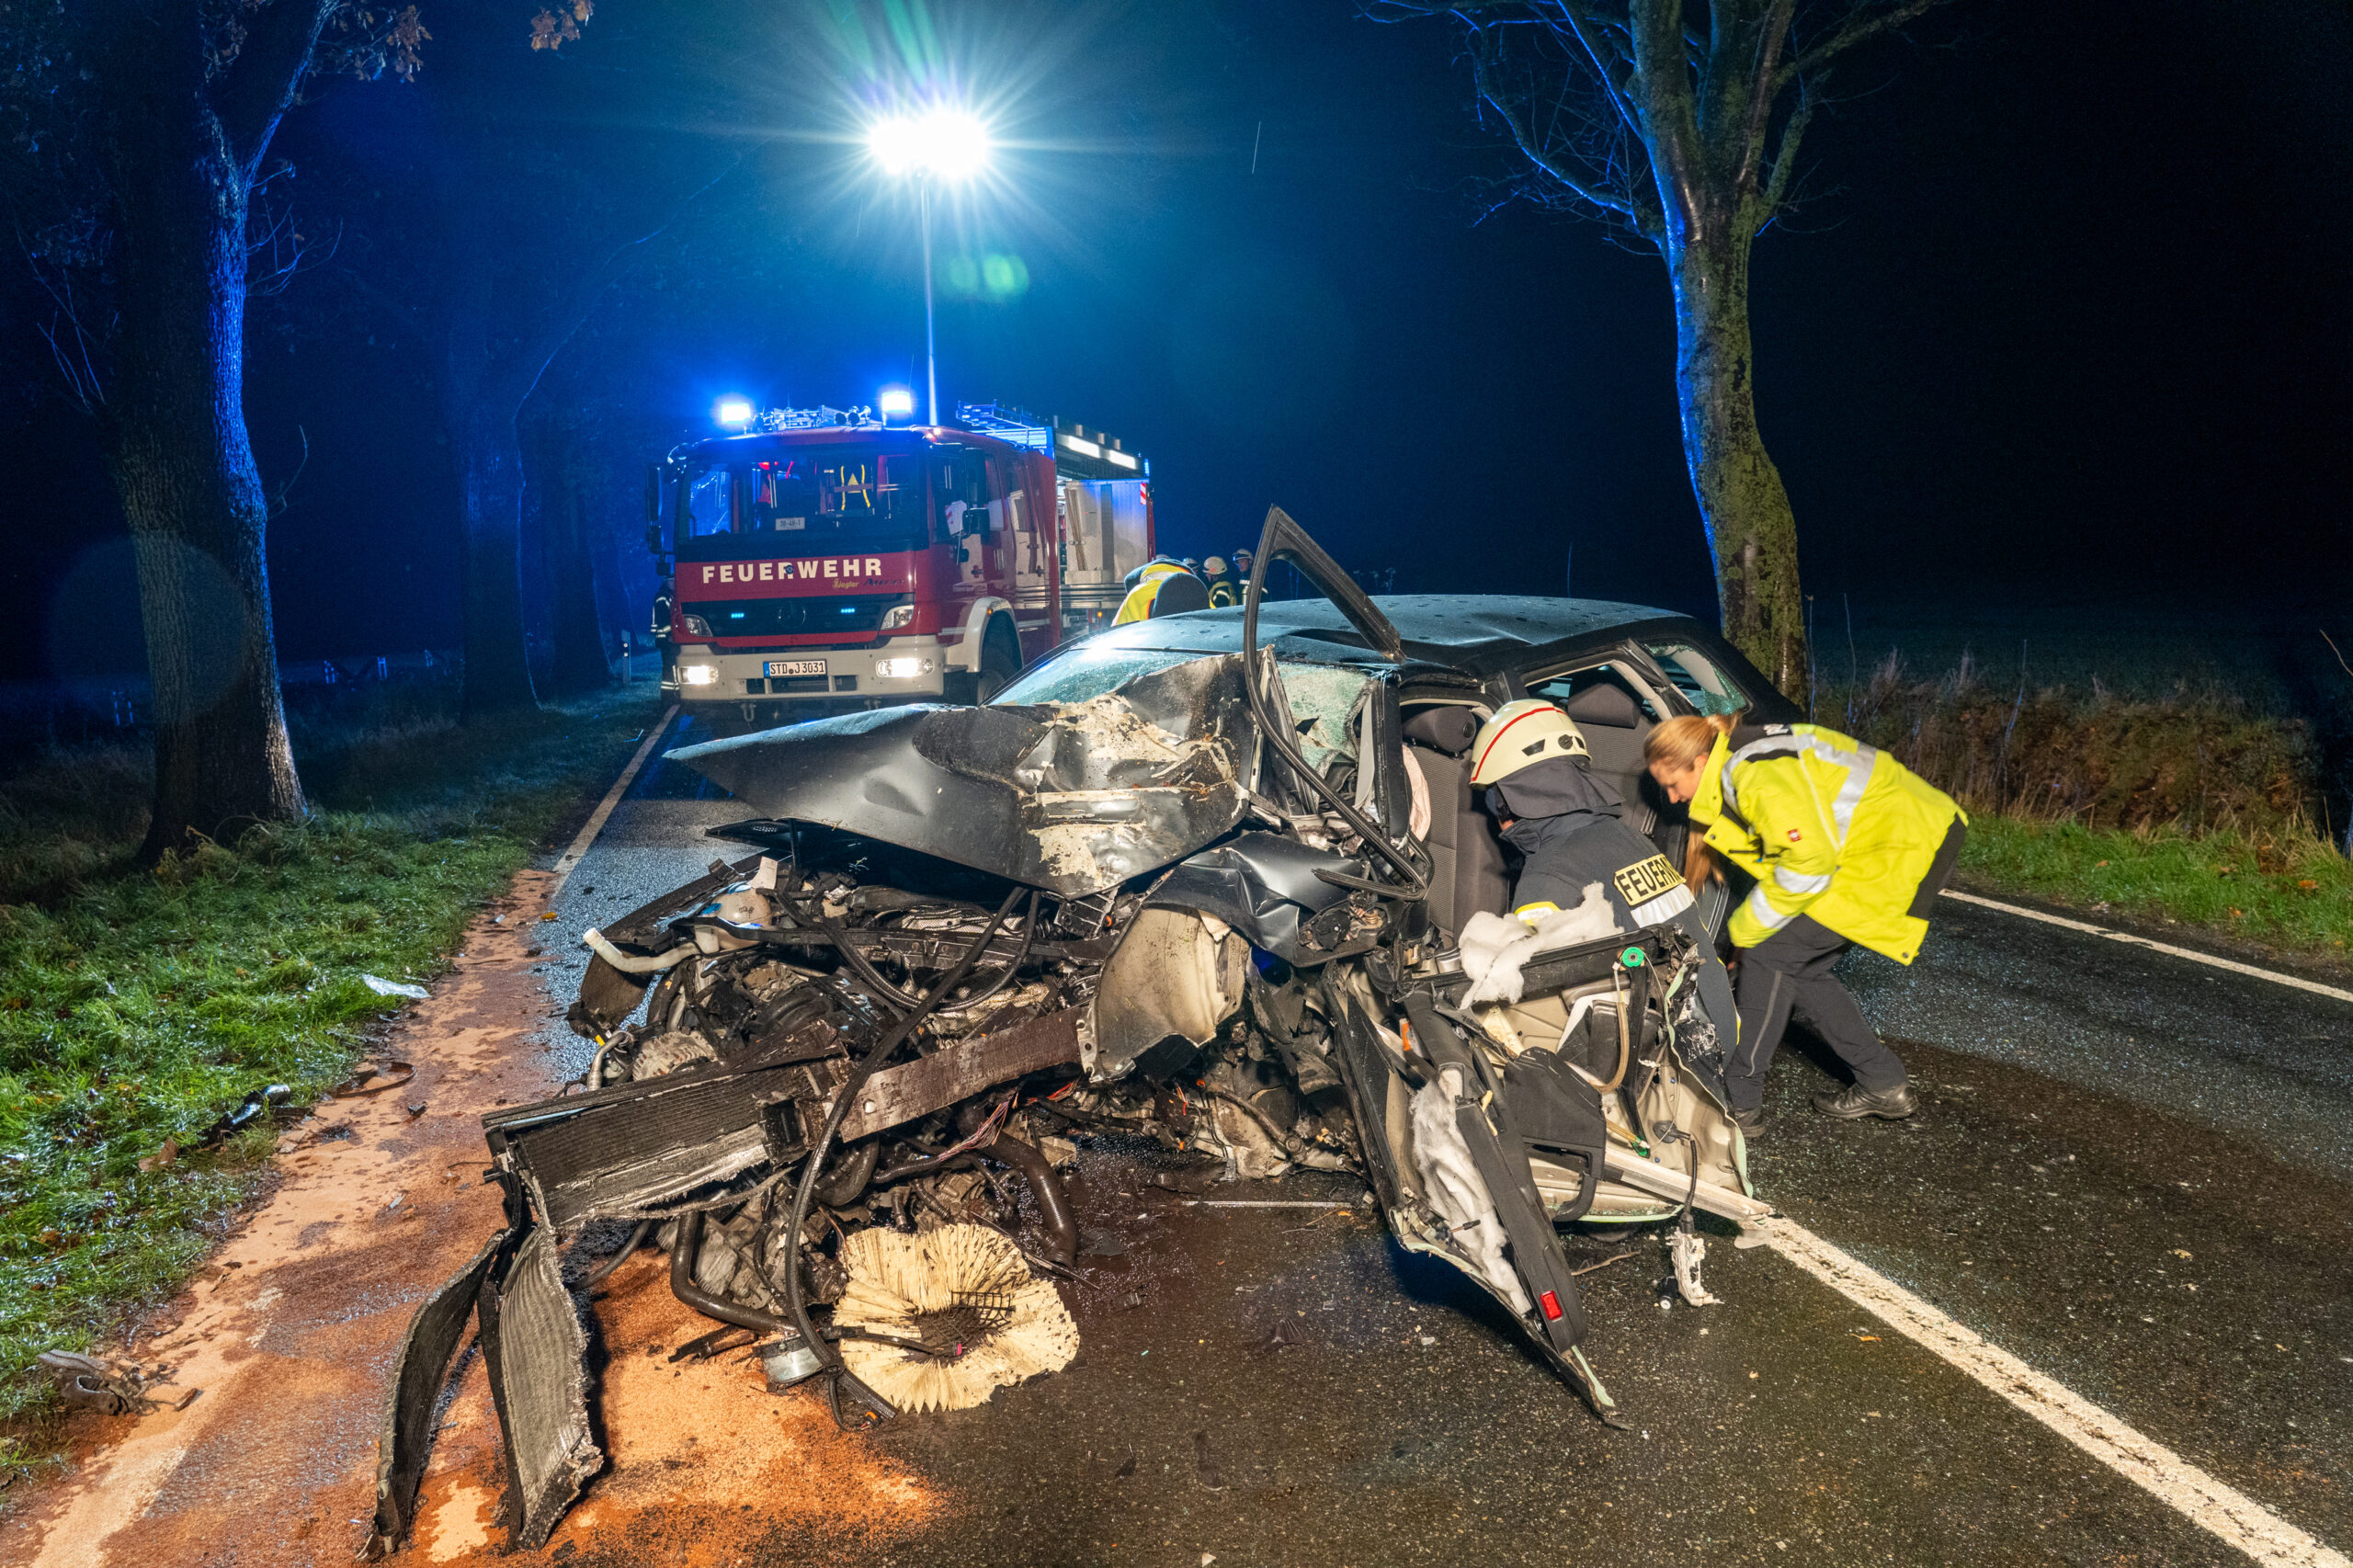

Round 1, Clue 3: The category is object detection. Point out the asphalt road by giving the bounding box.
[529,712,2353,1567]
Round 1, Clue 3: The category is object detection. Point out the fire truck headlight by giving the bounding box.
[682,613,713,637]
[875,657,934,680]
[878,603,915,631]
[681,664,720,687]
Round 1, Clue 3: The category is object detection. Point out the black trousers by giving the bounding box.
[1723,818,1966,1109]
[1726,916,1904,1108]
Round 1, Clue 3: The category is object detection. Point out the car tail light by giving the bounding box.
[1538,1290,1563,1322]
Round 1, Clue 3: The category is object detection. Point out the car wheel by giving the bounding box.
[975,622,1022,704]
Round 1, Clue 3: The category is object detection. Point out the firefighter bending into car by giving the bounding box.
[1113,556,1212,623]
[1644,712,1966,1131]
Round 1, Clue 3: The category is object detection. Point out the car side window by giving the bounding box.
[1643,642,1748,715]
[1526,661,1663,722]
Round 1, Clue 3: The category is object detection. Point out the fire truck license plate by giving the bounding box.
[766,660,826,678]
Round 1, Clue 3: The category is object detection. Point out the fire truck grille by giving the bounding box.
[694,595,910,638]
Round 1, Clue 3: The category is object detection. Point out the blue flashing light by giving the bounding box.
[715,396,755,429]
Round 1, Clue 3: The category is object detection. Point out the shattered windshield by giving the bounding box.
[991,645,1200,706]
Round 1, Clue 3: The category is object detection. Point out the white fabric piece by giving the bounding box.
[1401,746,1433,841]
[1457,887,1623,1005]
[1409,1065,1532,1314]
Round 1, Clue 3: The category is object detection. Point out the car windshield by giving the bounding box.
[676,449,926,560]
[992,645,1201,706]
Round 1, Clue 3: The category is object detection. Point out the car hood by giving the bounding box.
[671,653,1261,896]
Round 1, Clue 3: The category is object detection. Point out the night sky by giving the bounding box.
[6,0,2349,685]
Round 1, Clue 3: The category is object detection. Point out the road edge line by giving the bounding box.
[1757,1215,2349,1568]
[547,703,680,899]
[1938,888,2353,1006]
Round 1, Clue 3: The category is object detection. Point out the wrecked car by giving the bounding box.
[369,509,1794,1553]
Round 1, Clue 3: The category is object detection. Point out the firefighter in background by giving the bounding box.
[1644,712,1966,1131]
[1114,556,1212,623]
[1202,556,1239,608]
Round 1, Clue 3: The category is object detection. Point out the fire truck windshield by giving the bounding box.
[676,449,926,560]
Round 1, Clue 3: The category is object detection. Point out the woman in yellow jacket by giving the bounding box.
[1644,713,1966,1131]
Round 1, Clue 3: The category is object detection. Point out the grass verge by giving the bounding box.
[0,686,663,1443]
[1957,815,2353,962]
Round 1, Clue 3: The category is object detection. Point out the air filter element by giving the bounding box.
[832,1224,1077,1413]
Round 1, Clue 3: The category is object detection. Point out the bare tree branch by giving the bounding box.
[1778,0,1951,92]
[1733,0,1799,195]
[1756,77,1819,226]
[216,0,338,176]
[1468,42,1645,222]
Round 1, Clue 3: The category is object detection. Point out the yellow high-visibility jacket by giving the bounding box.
[1113,562,1188,624]
[1690,722,1965,962]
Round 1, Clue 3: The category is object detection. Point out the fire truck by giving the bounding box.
[649,403,1154,728]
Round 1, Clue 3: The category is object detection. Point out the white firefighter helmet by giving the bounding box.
[1468,699,1591,786]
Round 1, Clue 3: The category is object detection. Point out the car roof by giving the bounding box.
[1075,594,1709,677]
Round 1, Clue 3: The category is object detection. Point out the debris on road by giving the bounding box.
[37,1350,199,1416]
[362,974,430,1000]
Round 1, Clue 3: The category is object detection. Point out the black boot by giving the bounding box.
[1729,1105,1768,1135]
[1812,1082,1916,1120]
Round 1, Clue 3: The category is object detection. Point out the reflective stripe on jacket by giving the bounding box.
[1689,722,1965,963]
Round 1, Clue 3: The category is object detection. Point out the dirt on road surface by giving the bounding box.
[1,871,940,1568]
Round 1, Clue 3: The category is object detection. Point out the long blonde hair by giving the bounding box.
[1643,711,1737,771]
[1644,712,1740,892]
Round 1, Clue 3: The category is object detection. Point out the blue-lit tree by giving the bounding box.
[1,2,426,854]
[1387,0,1956,698]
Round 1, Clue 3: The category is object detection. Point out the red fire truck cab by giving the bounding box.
[652,403,1153,727]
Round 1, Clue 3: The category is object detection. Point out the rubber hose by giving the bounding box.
[981,1131,1078,1265]
[583,928,697,974]
[581,1218,654,1290]
[812,1139,881,1208]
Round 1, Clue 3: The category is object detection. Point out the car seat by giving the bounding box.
[1400,706,1509,940]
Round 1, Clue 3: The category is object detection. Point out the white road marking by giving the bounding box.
[547,705,681,898]
[1755,1214,2349,1568]
[1938,889,2353,1006]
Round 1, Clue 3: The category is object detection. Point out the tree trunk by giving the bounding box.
[455,398,540,719]
[443,267,540,722]
[97,28,304,857]
[543,421,613,697]
[1666,223,1809,700]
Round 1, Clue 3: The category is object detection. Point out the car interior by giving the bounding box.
[1398,656,1731,943]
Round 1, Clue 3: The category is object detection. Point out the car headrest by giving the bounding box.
[1402,706,1480,756]
[1560,681,1643,729]
[1147,573,1211,617]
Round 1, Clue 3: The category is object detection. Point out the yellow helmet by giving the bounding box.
[1468,699,1591,786]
